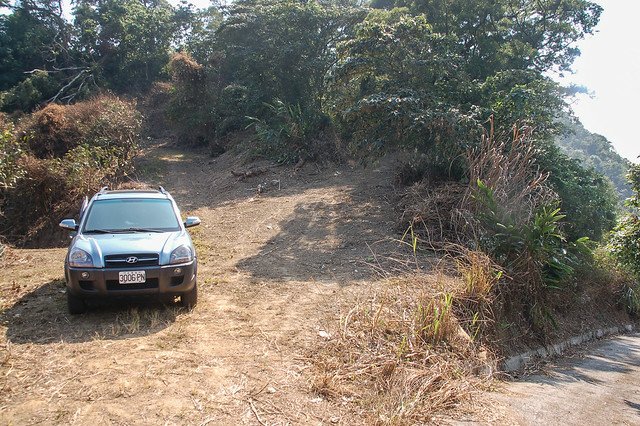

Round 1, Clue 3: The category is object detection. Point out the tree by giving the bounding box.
[372,0,603,78]
[73,0,181,92]
[608,164,640,278]
[556,115,632,202]
[179,3,224,64]
[0,0,72,91]
[329,8,481,159]
[216,0,364,117]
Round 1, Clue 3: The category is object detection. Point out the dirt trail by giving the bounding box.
[492,333,640,425]
[0,142,415,425]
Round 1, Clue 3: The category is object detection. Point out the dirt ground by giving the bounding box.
[0,141,425,425]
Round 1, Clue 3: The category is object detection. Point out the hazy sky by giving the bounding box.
[558,0,639,163]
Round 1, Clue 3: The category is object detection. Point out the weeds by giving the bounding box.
[622,285,640,316]
[248,99,334,164]
[313,269,495,424]
[400,121,590,333]
[453,249,500,341]
[99,305,179,338]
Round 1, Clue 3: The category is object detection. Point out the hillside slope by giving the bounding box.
[556,117,632,201]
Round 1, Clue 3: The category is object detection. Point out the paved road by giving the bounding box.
[495,333,640,425]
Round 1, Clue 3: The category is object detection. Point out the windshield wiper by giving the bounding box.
[84,228,164,234]
[83,229,114,234]
[120,227,164,233]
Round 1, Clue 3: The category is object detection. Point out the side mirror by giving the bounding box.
[59,219,78,231]
[184,216,201,228]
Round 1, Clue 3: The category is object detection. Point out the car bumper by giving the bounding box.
[65,260,197,298]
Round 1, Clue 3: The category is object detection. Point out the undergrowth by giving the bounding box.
[400,123,597,334]
[248,99,337,164]
[315,122,637,422]
[313,255,498,423]
[0,95,141,246]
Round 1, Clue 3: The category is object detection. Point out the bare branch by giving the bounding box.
[46,69,88,104]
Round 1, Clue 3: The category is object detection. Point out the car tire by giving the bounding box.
[67,291,87,315]
[181,282,198,309]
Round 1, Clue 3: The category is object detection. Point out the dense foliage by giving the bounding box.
[0,0,198,110]
[373,0,603,76]
[609,165,640,278]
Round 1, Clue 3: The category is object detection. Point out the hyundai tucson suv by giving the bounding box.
[59,187,200,314]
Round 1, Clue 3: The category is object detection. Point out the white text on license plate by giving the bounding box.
[119,271,146,284]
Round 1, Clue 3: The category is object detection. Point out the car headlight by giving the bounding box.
[170,245,193,264]
[69,248,93,268]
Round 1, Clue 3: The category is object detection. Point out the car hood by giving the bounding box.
[69,231,192,267]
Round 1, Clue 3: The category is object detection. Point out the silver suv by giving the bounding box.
[59,187,200,314]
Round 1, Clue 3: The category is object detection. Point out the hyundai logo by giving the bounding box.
[126,256,138,264]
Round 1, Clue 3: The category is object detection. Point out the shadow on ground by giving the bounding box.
[624,399,640,414]
[511,335,640,387]
[136,142,433,284]
[2,279,182,344]
[234,158,430,284]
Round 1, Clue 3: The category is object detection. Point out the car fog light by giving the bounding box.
[174,268,183,275]
[81,272,90,279]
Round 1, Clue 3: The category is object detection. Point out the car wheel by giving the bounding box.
[67,291,86,315]
[181,282,198,309]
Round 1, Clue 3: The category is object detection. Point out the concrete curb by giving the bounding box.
[501,324,637,372]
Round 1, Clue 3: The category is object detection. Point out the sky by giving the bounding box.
[557,0,640,163]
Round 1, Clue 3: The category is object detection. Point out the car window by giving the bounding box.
[83,199,181,232]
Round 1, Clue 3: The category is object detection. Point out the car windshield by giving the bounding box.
[83,198,181,233]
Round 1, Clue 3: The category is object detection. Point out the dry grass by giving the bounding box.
[399,182,471,248]
[433,248,500,349]
[399,122,556,251]
[465,122,556,222]
[312,268,497,424]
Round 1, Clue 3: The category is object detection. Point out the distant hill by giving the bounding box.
[556,117,632,202]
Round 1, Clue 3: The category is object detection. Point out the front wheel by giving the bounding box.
[67,291,86,315]
[181,283,198,309]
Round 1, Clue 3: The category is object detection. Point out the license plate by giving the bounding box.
[118,271,146,284]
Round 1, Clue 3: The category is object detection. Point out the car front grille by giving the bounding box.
[104,253,159,268]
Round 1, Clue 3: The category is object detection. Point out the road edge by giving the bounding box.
[501,324,637,372]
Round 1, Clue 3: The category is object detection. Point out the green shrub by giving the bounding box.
[217,84,253,136]
[249,99,333,164]
[0,70,59,113]
[165,52,222,146]
[464,128,589,330]
[539,144,618,241]
[474,180,578,289]
[607,215,640,278]
[0,123,25,189]
[607,165,640,305]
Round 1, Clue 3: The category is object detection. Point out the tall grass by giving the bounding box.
[312,257,499,423]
